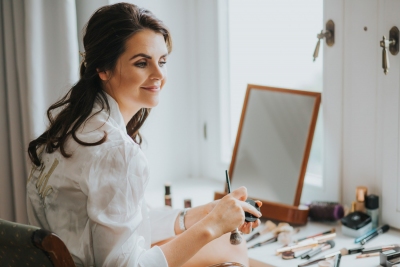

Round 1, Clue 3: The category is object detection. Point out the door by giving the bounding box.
[380,0,400,228]
[325,0,400,229]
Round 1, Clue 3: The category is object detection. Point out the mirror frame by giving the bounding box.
[215,84,321,225]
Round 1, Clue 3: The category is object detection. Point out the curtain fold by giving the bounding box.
[0,0,79,223]
[25,0,80,138]
[0,0,28,223]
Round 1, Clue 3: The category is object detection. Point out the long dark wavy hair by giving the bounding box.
[28,3,172,166]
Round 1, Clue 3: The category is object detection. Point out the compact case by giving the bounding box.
[341,211,372,237]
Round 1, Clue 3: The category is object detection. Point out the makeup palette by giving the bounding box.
[245,199,261,222]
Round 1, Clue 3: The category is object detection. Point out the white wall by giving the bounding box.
[341,0,381,206]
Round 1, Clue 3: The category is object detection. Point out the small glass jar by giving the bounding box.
[365,194,379,228]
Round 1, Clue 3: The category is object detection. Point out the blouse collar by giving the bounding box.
[103,92,127,133]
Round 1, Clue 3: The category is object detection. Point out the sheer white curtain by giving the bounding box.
[0,0,80,223]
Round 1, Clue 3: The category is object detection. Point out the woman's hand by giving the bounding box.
[203,186,262,238]
[203,193,262,235]
[238,200,262,234]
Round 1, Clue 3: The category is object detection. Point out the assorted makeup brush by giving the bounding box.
[276,232,336,255]
[246,220,277,242]
[247,222,296,249]
[296,244,400,267]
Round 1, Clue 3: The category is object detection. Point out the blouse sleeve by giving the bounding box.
[86,144,168,267]
[149,208,180,244]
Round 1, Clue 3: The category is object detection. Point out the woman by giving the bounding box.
[26,3,261,267]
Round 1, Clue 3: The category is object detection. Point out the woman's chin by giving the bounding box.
[143,98,160,108]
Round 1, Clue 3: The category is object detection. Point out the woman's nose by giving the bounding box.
[150,64,165,80]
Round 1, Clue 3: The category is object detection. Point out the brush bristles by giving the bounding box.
[340,248,349,256]
[230,232,242,245]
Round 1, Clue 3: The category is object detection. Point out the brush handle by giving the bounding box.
[333,254,341,267]
[246,232,260,242]
[248,236,277,249]
[225,171,242,245]
[305,246,323,259]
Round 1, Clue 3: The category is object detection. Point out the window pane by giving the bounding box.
[228,0,323,186]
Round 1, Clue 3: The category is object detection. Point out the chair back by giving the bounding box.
[0,219,76,267]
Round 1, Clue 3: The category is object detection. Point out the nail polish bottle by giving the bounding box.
[164,183,172,207]
[365,194,379,228]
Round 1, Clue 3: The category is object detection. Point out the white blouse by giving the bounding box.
[26,93,180,267]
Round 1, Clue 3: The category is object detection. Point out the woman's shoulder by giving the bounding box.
[71,103,132,146]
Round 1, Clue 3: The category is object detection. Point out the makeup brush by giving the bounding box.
[277,233,336,254]
[225,170,242,245]
[361,244,400,254]
[246,220,277,242]
[300,244,324,259]
[303,240,335,260]
[356,252,380,258]
[360,224,390,245]
[297,246,363,267]
[248,236,278,249]
[294,228,336,243]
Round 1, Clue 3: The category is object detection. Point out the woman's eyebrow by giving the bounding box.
[129,53,168,60]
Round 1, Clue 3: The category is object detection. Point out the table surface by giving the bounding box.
[246,221,400,267]
[144,178,400,267]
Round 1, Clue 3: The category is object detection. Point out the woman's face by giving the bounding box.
[100,29,168,124]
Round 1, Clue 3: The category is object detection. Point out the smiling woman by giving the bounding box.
[99,29,169,125]
[26,3,261,267]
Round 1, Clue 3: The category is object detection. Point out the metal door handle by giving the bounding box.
[313,20,335,62]
[380,27,399,75]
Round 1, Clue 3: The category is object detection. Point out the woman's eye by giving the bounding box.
[159,61,167,67]
[135,62,147,68]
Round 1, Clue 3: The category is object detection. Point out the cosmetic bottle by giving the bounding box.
[184,198,192,208]
[355,186,368,212]
[365,194,379,228]
[164,183,172,207]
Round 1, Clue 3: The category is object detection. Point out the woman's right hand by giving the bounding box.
[203,186,262,238]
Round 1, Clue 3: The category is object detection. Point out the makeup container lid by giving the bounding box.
[365,194,379,209]
[165,183,171,195]
[341,211,371,230]
[356,186,368,202]
[244,199,260,222]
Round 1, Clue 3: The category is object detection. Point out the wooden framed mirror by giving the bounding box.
[215,84,321,225]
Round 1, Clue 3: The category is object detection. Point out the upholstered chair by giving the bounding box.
[0,219,75,267]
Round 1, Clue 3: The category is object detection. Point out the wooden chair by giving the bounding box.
[0,218,76,267]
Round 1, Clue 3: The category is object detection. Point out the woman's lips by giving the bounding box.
[141,86,160,92]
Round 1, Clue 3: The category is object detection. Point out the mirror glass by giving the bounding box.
[230,85,320,206]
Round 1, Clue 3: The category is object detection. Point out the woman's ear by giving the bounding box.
[97,68,110,81]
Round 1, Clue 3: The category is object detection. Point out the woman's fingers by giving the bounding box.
[229,186,248,201]
[255,200,262,207]
[239,222,253,234]
[252,219,261,229]
[240,200,262,218]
